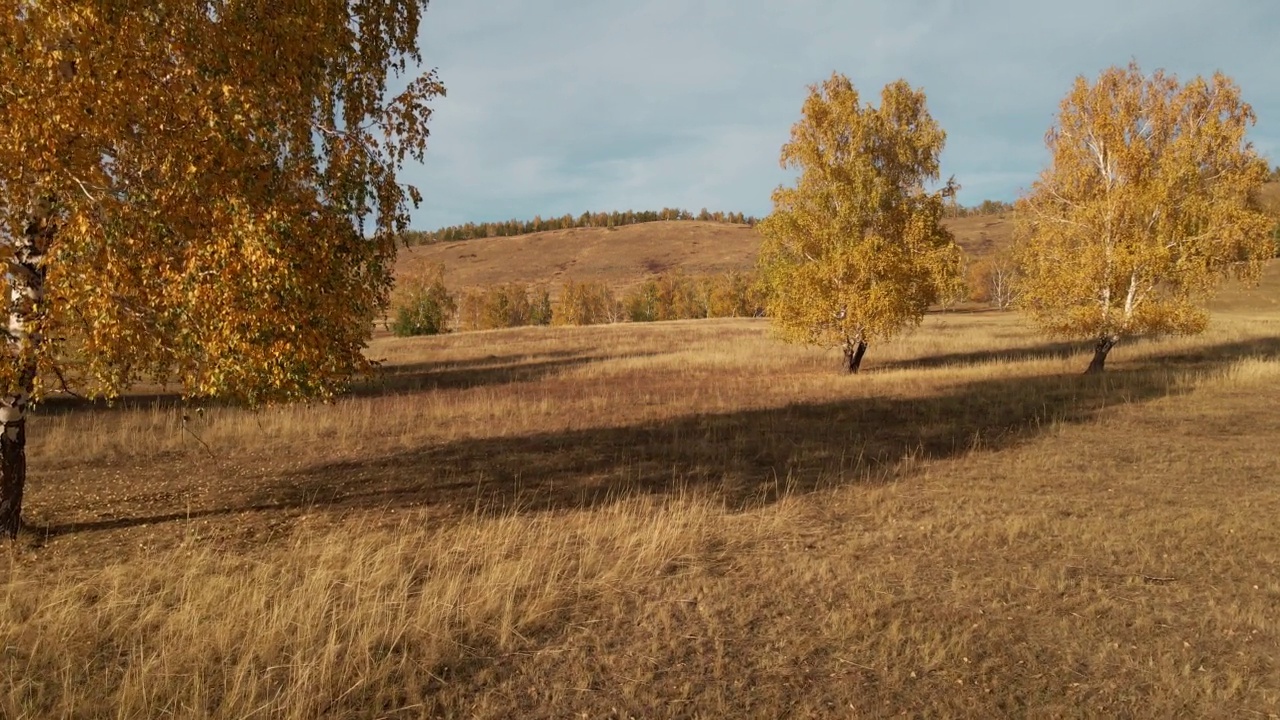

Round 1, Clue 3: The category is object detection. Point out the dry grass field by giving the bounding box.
[395,214,1016,293]
[3,255,1280,716]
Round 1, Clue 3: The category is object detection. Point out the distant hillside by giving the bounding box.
[397,182,1279,299]
[1209,260,1280,313]
[396,214,1017,293]
[408,203,1023,247]
[397,221,761,293]
[1257,180,1280,214]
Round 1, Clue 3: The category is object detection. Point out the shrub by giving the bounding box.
[966,250,1019,310]
[656,272,706,320]
[704,271,765,318]
[529,286,554,325]
[456,289,485,331]
[624,271,765,323]
[623,279,661,322]
[392,265,456,336]
[457,284,554,331]
[553,280,622,326]
[481,283,534,329]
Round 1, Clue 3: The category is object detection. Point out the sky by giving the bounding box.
[405,0,1280,231]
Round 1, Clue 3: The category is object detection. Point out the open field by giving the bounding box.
[4,270,1280,716]
[395,214,1017,293]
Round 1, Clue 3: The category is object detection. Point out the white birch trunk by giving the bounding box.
[0,196,51,538]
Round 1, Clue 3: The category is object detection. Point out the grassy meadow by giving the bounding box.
[3,278,1280,716]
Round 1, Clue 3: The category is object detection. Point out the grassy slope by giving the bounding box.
[396,214,1017,291]
[1211,260,1280,313]
[399,180,1280,293]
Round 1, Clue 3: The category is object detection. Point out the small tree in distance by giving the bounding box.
[1014,62,1274,373]
[392,265,456,337]
[553,280,622,326]
[968,248,1020,310]
[757,73,962,373]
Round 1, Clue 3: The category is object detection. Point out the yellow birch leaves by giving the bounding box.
[757,73,962,366]
[1014,62,1272,347]
[0,0,443,404]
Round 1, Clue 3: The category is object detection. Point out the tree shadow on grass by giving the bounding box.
[1131,335,1280,366]
[34,335,1280,537]
[349,352,625,395]
[24,504,296,538]
[263,336,1280,515]
[34,350,605,416]
[876,340,1085,371]
[254,365,1180,517]
[876,334,1280,374]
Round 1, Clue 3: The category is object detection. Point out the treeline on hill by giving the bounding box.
[404,199,1026,247]
[402,208,758,245]
[946,199,1015,217]
[391,266,765,336]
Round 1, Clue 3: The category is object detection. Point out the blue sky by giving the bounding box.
[406,0,1280,230]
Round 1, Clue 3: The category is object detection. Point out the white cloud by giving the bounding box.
[406,0,1280,227]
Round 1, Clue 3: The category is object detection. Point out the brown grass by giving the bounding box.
[396,221,762,295]
[4,270,1280,717]
[395,214,1017,294]
[398,181,1279,296]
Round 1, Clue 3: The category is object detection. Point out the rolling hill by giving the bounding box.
[396,213,1017,292]
[398,183,1280,313]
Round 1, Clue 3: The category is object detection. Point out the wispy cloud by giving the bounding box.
[406,0,1280,229]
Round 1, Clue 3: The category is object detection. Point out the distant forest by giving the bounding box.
[402,209,758,245]
[404,199,1022,246]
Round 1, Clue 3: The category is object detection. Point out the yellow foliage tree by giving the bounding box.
[757,73,962,373]
[967,248,1020,310]
[391,264,455,337]
[1014,62,1274,373]
[0,1,443,536]
[552,280,622,326]
[703,271,763,318]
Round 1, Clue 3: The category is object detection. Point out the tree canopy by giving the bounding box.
[0,0,443,536]
[757,73,961,373]
[1013,62,1273,372]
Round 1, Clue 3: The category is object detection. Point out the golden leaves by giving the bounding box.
[1,0,443,404]
[1015,62,1272,342]
[758,73,961,354]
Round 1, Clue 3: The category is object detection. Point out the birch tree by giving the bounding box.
[1014,62,1273,373]
[968,248,1020,309]
[757,73,962,373]
[0,0,443,537]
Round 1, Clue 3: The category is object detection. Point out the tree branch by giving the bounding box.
[50,364,87,401]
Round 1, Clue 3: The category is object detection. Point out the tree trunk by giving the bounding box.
[0,197,52,540]
[844,340,868,374]
[0,416,27,539]
[1085,335,1118,374]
